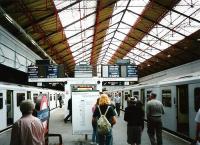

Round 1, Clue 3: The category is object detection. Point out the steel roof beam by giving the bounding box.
[116,30,177,66]
[108,1,182,64]
[49,21,119,54]
[23,0,82,29]
[38,0,119,43]
[51,22,118,57]
[154,1,200,24]
[113,36,173,66]
[43,11,123,51]
[90,0,117,65]
[121,21,199,59]
[100,0,131,64]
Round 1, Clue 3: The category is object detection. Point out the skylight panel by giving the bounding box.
[110,12,124,24]
[110,43,120,50]
[122,0,200,66]
[107,48,115,54]
[114,31,126,41]
[122,11,138,26]
[175,0,200,14]
[107,23,119,33]
[118,23,131,34]
[100,0,148,63]
[104,33,115,41]
[54,0,96,63]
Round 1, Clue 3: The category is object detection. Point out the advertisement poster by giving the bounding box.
[72,91,99,135]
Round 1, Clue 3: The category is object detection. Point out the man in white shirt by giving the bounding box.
[114,92,121,116]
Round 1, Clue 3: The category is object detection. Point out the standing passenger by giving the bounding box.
[58,95,63,108]
[124,97,144,145]
[114,92,121,116]
[146,93,164,145]
[92,98,100,144]
[10,100,45,145]
[92,94,116,145]
[64,97,72,123]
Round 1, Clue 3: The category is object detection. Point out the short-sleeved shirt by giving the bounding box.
[146,99,164,119]
[10,114,45,145]
[114,96,121,104]
[93,105,116,125]
[195,108,200,123]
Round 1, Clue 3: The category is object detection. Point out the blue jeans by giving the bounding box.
[92,127,99,143]
[98,129,112,145]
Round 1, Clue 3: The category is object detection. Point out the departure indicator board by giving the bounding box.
[108,65,120,77]
[47,65,58,78]
[102,65,138,78]
[28,66,38,78]
[126,65,138,77]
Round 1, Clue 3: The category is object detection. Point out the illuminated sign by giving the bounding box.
[126,65,138,77]
[108,65,120,77]
[28,66,38,78]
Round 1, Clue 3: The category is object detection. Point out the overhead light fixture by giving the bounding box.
[197,38,200,42]
[167,54,171,58]
[147,64,150,67]
[5,14,13,24]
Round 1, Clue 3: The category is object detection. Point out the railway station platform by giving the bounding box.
[48,107,191,145]
[0,106,192,145]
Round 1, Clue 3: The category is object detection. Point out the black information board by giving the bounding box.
[126,65,138,77]
[28,66,38,78]
[108,65,120,77]
[47,65,58,78]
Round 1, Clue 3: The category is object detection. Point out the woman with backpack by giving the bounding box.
[92,93,117,145]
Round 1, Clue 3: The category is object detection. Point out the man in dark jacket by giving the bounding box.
[64,98,72,123]
[124,97,144,145]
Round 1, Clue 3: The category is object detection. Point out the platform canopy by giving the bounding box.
[0,0,200,77]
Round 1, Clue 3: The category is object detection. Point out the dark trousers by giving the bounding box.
[98,129,112,145]
[59,101,62,108]
[64,110,72,122]
[115,103,120,116]
[147,119,162,145]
